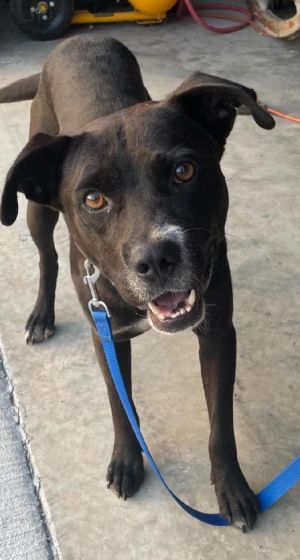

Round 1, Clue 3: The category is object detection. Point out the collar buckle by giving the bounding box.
[83,259,110,317]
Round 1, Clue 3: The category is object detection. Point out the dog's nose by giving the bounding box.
[133,240,181,280]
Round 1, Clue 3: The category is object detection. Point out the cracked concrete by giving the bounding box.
[0,349,59,560]
[0,2,299,559]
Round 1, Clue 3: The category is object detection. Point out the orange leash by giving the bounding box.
[267,107,300,124]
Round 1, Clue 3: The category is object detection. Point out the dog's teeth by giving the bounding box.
[148,301,160,316]
[157,312,166,321]
[185,289,196,307]
[149,293,195,322]
[148,301,171,321]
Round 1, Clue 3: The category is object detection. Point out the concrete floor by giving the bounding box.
[0,352,55,560]
[0,3,299,559]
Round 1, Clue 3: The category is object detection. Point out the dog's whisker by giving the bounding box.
[182,227,210,235]
[183,227,246,247]
[197,310,211,336]
[206,303,219,310]
[135,311,146,319]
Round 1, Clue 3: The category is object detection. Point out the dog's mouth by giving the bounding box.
[145,252,216,333]
[147,289,204,333]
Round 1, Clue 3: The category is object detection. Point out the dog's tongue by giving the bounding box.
[154,291,189,311]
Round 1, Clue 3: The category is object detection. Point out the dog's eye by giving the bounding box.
[174,162,195,183]
[84,191,107,211]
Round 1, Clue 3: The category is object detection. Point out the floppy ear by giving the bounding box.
[165,72,275,154]
[1,132,71,226]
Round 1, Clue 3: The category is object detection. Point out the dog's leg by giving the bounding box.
[91,329,144,499]
[24,79,61,344]
[196,322,259,531]
[25,202,59,343]
[192,250,259,531]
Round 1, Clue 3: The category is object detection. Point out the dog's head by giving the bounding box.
[1,72,274,333]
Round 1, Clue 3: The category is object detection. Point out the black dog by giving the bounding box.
[0,36,275,531]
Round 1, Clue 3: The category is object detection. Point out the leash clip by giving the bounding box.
[83,259,110,317]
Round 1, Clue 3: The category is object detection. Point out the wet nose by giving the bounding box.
[133,240,181,280]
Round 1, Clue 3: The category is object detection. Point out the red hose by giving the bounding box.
[177,0,253,34]
[175,1,300,124]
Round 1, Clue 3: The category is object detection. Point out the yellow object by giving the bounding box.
[71,0,178,25]
[71,10,165,25]
[37,1,49,14]
[129,0,178,15]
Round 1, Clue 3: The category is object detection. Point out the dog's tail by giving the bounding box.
[0,73,40,103]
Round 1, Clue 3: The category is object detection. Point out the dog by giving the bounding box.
[0,35,275,532]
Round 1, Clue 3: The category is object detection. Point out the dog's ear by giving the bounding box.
[1,132,71,226]
[165,72,275,154]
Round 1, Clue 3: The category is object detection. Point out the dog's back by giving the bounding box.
[42,36,150,134]
[0,36,150,135]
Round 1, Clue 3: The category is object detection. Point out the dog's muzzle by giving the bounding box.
[146,251,214,334]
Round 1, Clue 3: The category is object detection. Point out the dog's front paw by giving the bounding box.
[106,445,144,500]
[213,463,259,532]
[25,302,55,344]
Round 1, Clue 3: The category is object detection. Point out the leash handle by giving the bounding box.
[92,308,300,526]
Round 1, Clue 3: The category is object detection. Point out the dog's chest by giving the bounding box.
[112,318,150,340]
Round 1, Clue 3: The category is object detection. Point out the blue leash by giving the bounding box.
[91,307,300,526]
[83,260,300,526]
